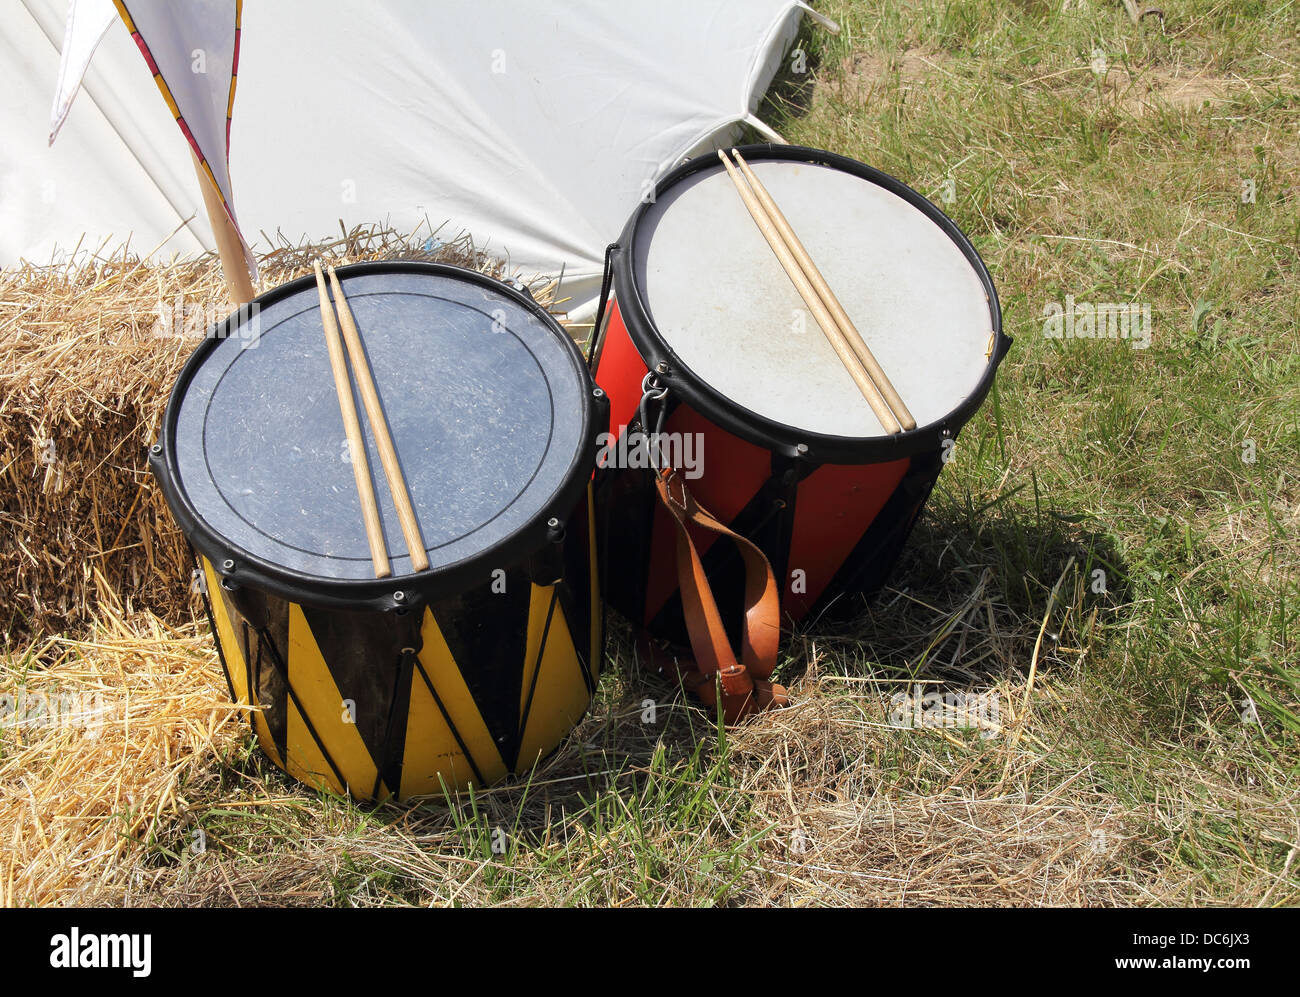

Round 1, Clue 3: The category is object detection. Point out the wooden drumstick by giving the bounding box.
[731,149,916,431]
[327,266,431,572]
[716,150,902,436]
[314,261,391,578]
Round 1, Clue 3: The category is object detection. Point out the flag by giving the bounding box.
[112,0,256,280]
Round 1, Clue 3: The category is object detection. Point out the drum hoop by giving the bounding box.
[610,143,1011,464]
[150,260,605,613]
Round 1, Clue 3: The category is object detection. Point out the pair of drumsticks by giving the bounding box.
[313,261,428,578]
[717,149,916,435]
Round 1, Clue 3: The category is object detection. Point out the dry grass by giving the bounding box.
[4,562,1298,906]
[830,47,947,100]
[6,552,1294,907]
[0,603,238,907]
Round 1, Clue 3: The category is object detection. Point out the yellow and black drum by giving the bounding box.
[150,262,605,801]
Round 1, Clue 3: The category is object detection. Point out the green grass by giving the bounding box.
[758,0,1300,901]
[8,0,1300,907]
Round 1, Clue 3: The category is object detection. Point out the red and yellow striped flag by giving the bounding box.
[113,0,257,281]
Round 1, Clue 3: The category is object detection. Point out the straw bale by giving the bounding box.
[0,225,560,642]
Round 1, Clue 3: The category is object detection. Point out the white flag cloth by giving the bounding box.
[47,0,115,145]
[108,0,257,279]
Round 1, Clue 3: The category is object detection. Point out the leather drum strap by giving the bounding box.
[652,469,789,723]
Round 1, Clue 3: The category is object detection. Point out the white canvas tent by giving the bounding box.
[2,0,816,314]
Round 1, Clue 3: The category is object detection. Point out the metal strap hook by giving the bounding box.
[638,370,670,471]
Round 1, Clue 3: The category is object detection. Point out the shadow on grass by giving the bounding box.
[388,496,1138,832]
[787,495,1134,689]
[754,14,822,127]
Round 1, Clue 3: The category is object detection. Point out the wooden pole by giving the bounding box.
[314,261,390,578]
[192,151,255,306]
[327,266,430,572]
[716,150,902,435]
[731,149,916,431]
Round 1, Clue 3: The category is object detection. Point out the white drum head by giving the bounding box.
[633,158,995,439]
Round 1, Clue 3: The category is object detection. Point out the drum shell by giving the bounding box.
[591,144,1007,640]
[148,261,609,802]
[594,297,940,638]
[198,483,601,802]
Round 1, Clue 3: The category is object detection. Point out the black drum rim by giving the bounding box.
[609,143,1011,463]
[150,260,604,613]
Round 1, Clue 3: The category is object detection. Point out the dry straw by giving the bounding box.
[0,602,239,906]
[0,224,560,642]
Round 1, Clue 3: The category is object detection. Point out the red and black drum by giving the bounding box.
[591,145,1010,650]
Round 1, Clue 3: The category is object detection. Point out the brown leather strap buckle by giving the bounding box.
[648,469,789,723]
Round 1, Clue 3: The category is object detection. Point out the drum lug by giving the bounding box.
[526,517,567,585]
[777,441,812,462]
[388,588,425,614]
[590,387,611,460]
[504,277,533,300]
[215,558,241,592]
